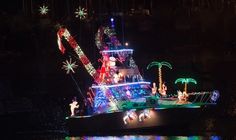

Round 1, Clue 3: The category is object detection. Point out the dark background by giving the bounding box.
[0,0,235,134]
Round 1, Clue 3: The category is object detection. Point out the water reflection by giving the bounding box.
[17,134,232,140]
[65,135,222,140]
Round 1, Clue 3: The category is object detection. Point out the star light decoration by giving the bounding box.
[39,4,49,15]
[74,6,87,19]
[62,58,78,74]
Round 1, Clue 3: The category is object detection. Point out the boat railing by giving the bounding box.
[188,90,220,104]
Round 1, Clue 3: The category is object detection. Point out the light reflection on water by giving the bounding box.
[65,136,222,140]
[18,134,234,140]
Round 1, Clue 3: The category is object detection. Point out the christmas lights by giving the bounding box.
[57,27,99,81]
[139,109,151,122]
[175,78,197,93]
[95,26,122,50]
[91,81,151,89]
[39,4,49,15]
[74,6,87,19]
[101,49,133,53]
[147,61,172,96]
[61,58,78,74]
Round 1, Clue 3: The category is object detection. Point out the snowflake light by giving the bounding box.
[39,4,49,15]
[62,58,78,74]
[74,7,87,19]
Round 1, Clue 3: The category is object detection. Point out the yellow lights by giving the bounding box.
[113,72,123,84]
[108,101,119,112]
[177,90,189,103]
[113,73,119,84]
[146,61,172,96]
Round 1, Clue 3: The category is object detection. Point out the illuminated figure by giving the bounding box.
[113,72,120,84]
[146,61,172,96]
[177,90,189,103]
[109,56,117,68]
[123,110,136,124]
[125,86,132,99]
[139,109,151,122]
[69,98,79,116]
[151,82,157,95]
[98,54,111,83]
[159,82,167,96]
[211,90,220,103]
[182,91,189,101]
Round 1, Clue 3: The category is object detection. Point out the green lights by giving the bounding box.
[147,61,172,96]
[147,61,172,70]
[175,78,197,93]
[175,78,197,84]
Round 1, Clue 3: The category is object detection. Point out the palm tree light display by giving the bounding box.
[175,78,197,93]
[147,61,172,95]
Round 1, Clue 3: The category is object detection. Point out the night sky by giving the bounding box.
[0,0,236,134]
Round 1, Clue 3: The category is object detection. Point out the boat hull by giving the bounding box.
[66,107,202,135]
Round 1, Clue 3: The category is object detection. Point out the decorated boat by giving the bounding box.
[56,25,219,135]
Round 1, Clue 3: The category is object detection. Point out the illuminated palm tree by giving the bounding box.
[175,78,197,93]
[147,61,172,93]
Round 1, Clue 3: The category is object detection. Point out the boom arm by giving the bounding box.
[57,27,99,82]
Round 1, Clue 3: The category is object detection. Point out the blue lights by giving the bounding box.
[110,17,115,28]
[100,49,133,54]
[92,81,150,89]
[92,81,152,113]
[210,136,221,140]
[210,90,220,103]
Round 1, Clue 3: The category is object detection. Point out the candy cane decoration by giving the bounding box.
[57,27,99,82]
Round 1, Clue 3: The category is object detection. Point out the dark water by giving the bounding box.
[16,135,235,140]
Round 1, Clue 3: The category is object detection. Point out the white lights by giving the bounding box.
[101,49,133,53]
[123,109,136,124]
[62,58,78,74]
[57,28,98,80]
[138,109,151,122]
[92,81,151,89]
[110,18,114,22]
[39,5,49,15]
[123,109,152,125]
[75,6,87,19]
[110,17,115,28]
